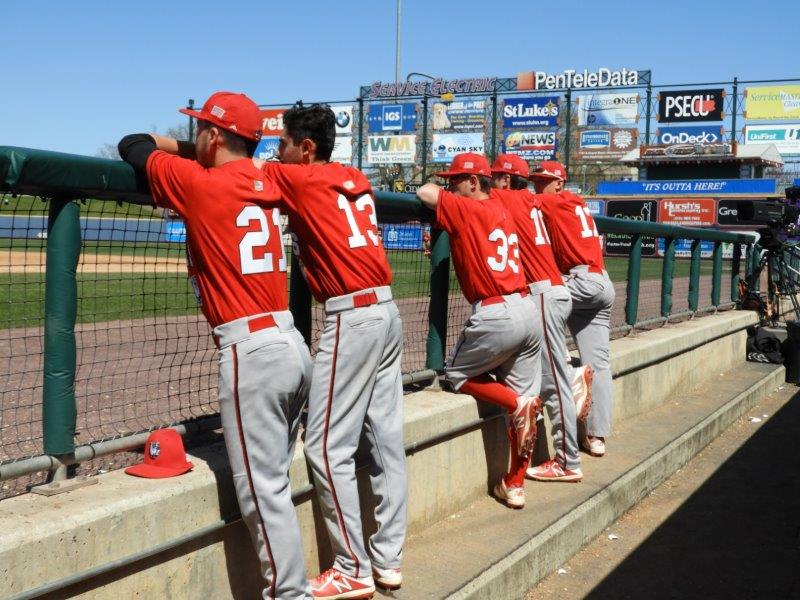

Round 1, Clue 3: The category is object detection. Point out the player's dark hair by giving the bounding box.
[219,128,258,157]
[509,175,529,190]
[478,176,492,193]
[283,103,336,161]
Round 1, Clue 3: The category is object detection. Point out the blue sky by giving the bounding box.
[1,0,798,156]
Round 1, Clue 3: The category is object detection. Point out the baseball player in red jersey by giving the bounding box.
[531,161,615,458]
[258,105,406,599]
[118,92,314,600]
[490,154,587,482]
[416,153,542,510]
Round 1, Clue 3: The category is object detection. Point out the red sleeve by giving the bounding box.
[145,151,203,214]
[435,188,471,236]
[261,162,309,212]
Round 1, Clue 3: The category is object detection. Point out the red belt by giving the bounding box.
[248,313,277,333]
[352,290,379,308]
[588,266,603,274]
[479,289,528,307]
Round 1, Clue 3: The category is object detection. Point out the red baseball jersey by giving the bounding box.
[261,162,392,302]
[435,188,527,304]
[492,189,563,287]
[537,190,605,273]
[146,152,288,328]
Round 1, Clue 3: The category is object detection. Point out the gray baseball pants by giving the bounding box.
[564,267,616,438]
[531,281,581,470]
[303,286,407,580]
[446,291,542,397]
[215,311,313,600]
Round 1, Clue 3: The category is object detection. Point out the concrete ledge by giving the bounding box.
[0,311,760,599]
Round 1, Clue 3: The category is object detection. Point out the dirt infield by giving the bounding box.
[1,249,185,274]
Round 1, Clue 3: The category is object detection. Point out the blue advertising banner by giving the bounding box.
[657,238,714,258]
[502,130,557,160]
[502,96,560,128]
[368,103,417,132]
[597,179,777,196]
[656,125,724,145]
[584,200,605,216]
[382,223,422,250]
[164,220,187,243]
[254,137,280,160]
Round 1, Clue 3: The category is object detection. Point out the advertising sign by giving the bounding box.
[658,198,717,226]
[576,128,638,160]
[431,133,485,163]
[382,223,423,250]
[516,68,649,90]
[717,199,744,226]
[502,96,560,128]
[261,108,287,136]
[164,220,187,243]
[365,77,497,99]
[331,136,352,164]
[604,200,658,256]
[743,124,800,155]
[333,105,354,135]
[367,135,416,164]
[657,238,714,258]
[368,103,417,132]
[597,179,777,196]
[431,99,485,130]
[502,131,557,160]
[584,200,605,216]
[657,89,725,122]
[656,125,724,145]
[744,85,800,120]
[254,136,280,160]
[576,93,638,126]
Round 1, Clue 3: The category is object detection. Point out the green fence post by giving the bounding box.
[187,99,195,142]
[711,241,723,307]
[289,253,312,346]
[731,243,742,302]
[751,244,761,291]
[625,234,642,327]
[661,236,676,318]
[43,197,80,456]
[425,228,450,372]
[730,77,738,145]
[688,239,701,312]
[357,96,364,170]
[644,84,652,145]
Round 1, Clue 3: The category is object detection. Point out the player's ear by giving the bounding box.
[301,138,316,164]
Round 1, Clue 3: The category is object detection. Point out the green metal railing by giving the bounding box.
[0,146,759,478]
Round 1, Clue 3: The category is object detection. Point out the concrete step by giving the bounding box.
[380,361,784,600]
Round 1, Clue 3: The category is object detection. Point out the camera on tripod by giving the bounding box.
[734,186,800,249]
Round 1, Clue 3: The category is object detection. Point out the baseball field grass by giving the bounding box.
[1,248,729,330]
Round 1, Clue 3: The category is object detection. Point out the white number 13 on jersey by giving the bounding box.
[575,206,599,238]
[338,193,380,249]
[236,206,288,275]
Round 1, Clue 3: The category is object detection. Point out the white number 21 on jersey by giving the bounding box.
[236,206,287,275]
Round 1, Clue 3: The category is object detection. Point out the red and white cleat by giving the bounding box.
[526,459,583,482]
[310,568,375,599]
[572,365,594,422]
[493,478,526,509]
[372,565,402,590]
[512,395,542,456]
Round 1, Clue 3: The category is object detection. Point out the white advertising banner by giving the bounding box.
[576,92,639,126]
[367,134,416,164]
[431,133,485,163]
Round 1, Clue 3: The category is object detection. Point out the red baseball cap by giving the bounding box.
[434,153,491,178]
[180,91,263,141]
[530,160,567,182]
[491,154,530,177]
[125,429,194,479]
